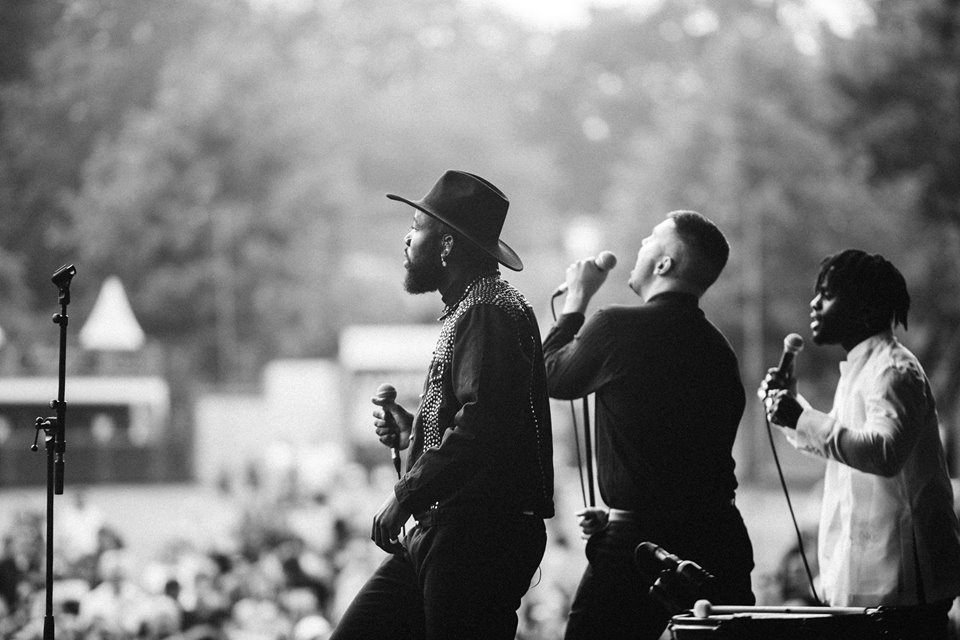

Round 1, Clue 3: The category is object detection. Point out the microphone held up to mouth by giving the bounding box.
[552,251,618,298]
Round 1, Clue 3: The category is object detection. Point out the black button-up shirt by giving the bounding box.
[543,291,744,519]
[395,273,555,522]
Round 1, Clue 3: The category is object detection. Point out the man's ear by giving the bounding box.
[440,234,454,260]
[654,255,673,276]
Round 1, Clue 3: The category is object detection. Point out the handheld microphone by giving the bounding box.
[376,383,402,478]
[777,333,805,377]
[552,251,618,298]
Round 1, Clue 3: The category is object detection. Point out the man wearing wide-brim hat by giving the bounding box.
[330,170,556,640]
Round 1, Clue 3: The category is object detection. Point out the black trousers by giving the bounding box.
[330,516,546,640]
[564,507,755,640]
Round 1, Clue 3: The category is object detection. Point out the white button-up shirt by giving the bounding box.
[784,331,960,606]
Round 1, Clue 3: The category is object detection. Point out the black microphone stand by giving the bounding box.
[581,397,596,506]
[549,292,594,508]
[31,263,77,640]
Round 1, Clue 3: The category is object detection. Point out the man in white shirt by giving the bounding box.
[760,249,960,639]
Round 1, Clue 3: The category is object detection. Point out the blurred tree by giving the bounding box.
[831,0,960,225]
[68,1,319,382]
[4,0,952,481]
[515,0,914,478]
[0,0,60,83]
[826,0,960,459]
[0,0,224,361]
[0,0,64,348]
[56,0,556,382]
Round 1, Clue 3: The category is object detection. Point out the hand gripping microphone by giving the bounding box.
[376,383,402,479]
[778,333,805,377]
[552,251,618,298]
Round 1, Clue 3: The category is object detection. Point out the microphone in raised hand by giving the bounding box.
[375,383,402,478]
[552,250,618,298]
[760,333,805,428]
[777,333,804,378]
[758,333,804,398]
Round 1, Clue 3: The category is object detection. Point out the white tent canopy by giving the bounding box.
[79,276,146,351]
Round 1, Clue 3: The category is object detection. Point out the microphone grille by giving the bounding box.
[783,333,804,354]
[376,383,397,402]
[596,251,617,271]
[633,541,659,578]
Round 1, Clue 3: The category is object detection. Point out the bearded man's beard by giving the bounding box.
[404,255,445,294]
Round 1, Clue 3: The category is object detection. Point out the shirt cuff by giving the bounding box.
[794,405,835,456]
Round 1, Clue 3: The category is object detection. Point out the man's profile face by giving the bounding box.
[628,218,675,297]
[403,210,444,294]
[809,274,861,347]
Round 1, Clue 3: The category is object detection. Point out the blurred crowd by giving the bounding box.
[0,445,588,640]
[2,440,908,640]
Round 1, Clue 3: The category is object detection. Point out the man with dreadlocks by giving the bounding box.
[760,249,960,639]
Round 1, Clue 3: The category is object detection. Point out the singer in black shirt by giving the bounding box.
[331,171,554,640]
[543,211,754,640]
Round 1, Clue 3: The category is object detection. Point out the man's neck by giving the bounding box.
[439,266,495,307]
[840,327,889,353]
[641,279,702,302]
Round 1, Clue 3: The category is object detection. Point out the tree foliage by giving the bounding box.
[1,0,958,463]
[825,0,960,437]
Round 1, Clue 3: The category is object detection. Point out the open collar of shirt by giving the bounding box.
[839,330,895,376]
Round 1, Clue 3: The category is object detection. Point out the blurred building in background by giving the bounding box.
[0,286,446,490]
[193,324,437,492]
[0,277,184,487]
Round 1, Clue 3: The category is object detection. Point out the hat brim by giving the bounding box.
[387,194,523,271]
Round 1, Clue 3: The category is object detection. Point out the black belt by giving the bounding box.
[414,505,538,527]
[607,499,737,525]
[608,508,640,523]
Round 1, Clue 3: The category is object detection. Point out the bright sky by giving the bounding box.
[466,0,873,36]
[464,0,649,31]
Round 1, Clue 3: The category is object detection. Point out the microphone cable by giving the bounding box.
[762,407,822,605]
[550,295,589,508]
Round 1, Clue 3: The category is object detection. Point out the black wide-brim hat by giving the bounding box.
[387,170,523,271]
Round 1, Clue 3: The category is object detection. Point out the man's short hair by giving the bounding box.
[668,210,730,291]
[816,249,910,330]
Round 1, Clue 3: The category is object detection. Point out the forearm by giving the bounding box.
[562,291,590,315]
[796,408,913,477]
[543,312,602,399]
